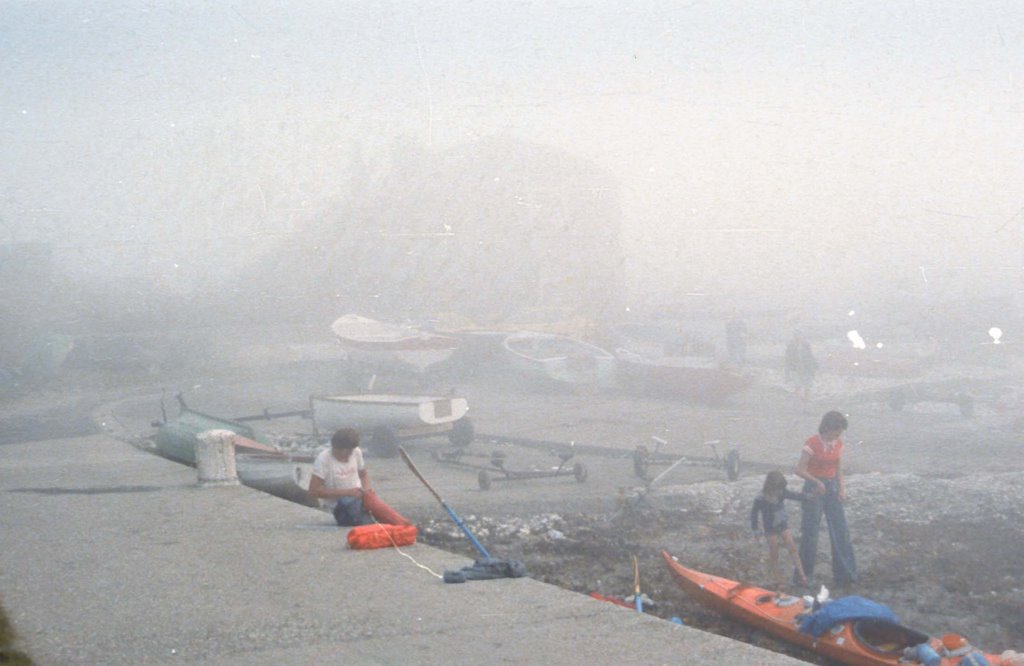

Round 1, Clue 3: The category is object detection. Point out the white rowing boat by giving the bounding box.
[310,393,473,455]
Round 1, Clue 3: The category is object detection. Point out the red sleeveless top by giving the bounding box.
[802,434,843,479]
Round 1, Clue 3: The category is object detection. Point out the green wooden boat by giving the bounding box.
[154,405,315,506]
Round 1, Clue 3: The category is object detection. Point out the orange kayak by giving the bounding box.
[661,550,1003,666]
[587,592,634,609]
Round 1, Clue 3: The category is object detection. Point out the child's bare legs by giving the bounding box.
[782,529,808,585]
[767,533,781,592]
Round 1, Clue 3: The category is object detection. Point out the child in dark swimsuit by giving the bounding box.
[752,470,809,592]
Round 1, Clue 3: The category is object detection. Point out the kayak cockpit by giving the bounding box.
[852,619,930,656]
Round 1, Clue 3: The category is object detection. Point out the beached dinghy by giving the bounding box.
[661,551,1004,666]
[154,405,316,505]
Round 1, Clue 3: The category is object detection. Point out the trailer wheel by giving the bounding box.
[478,469,492,491]
[956,393,974,418]
[449,417,475,447]
[371,426,399,458]
[724,449,741,481]
[573,462,588,483]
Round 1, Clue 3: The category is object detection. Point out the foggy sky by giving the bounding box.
[2,1,1023,317]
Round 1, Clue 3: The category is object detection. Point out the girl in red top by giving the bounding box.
[794,410,857,586]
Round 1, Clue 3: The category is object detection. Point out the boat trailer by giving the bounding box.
[632,436,741,482]
[431,444,588,491]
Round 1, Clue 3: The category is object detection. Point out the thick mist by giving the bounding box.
[2,1,1023,351]
[4,5,1024,657]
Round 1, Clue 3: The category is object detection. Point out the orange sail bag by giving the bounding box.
[347,524,418,550]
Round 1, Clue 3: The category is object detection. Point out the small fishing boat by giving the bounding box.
[310,393,473,455]
[661,551,1004,666]
[330,314,460,374]
[614,349,753,402]
[502,331,617,389]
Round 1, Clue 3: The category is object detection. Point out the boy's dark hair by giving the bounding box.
[763,470,788,495]
[331,427,360,450]
[818,410,848,434]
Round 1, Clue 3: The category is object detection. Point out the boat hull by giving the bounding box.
[331,314,459,373]
[236,455,317,507]
[342,345,457,374]
[502,332,617,388]
[154,409,315,505]
[310,394,469,433]
[660,551,1002,666]
[154,408,267,466]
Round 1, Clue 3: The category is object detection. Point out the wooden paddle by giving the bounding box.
[632,554,643,613]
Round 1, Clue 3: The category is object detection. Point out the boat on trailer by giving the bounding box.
[310,393,473,457]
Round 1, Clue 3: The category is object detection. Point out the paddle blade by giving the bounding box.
[398,446,444,504]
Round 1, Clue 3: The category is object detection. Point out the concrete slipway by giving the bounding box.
[0,433,805,665]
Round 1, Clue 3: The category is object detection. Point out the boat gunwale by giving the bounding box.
[312,394,465,407]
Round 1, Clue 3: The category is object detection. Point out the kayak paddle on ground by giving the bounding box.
[399,445,492,560]
[400,446,528,584]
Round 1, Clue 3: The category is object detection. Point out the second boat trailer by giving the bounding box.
[632,436,742,482]
[431,444,588,490]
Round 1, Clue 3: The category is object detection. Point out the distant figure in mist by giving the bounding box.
[785,330,817,403]
[725,318,748,366]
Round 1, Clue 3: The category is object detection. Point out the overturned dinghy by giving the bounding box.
[154,404,316,506]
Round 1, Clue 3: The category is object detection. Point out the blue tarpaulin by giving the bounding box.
[798,596,900,637]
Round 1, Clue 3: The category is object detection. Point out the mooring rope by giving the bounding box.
[370,512,443,579]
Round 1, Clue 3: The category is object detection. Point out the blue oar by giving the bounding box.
[399,446,492,560]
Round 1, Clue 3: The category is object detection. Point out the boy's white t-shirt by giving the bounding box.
[311,447,365,508]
